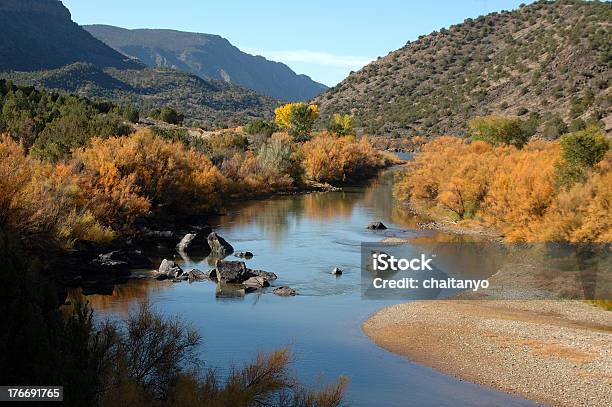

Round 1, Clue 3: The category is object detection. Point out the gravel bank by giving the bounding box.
[363,300,612,407]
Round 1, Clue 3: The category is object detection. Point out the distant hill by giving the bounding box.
[0,0,277,128]
[0,0,142,71]
[2,62,277,128]
[84,25,328,102]
[315,0,611,137]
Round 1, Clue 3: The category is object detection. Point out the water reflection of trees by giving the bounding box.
[214,191,364,244]
[73,279,172,316]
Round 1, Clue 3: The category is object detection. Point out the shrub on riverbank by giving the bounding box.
[1,126,391,250]
[302,133,386,184]
[394,132,611,242]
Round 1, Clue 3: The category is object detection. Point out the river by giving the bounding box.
[86,163,538,407]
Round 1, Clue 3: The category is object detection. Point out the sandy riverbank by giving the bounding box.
[363,300,611,407]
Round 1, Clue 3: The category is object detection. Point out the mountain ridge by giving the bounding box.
[315,0,611,138]
[0,0,143,71]
[85,24,328,101]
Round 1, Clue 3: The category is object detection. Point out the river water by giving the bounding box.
[87,163,538,407]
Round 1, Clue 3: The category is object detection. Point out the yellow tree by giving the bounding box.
[274,102,318,142]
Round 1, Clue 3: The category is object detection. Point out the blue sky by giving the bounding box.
[63,0,533,86]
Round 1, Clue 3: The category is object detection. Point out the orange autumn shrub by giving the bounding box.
[72,129,226,229]
[395,137,502,219]
[221,151,295,195]
[537,151,612,242]
[483,141,561,240]
[0,135,114,248]
[302,133,384,184]
[394,136,611,242]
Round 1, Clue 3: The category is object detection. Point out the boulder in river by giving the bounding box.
[176,232,211,254]
[207,232,234,256]
[187,268,207,282]
[234,251,254,259]
[90,258,130,276]
[250,269,278,282]
[214,260,249,284]
[243,276,270,289]
[273,286,297,296]
[367,221,387,230]
[331,267,343,275]
[158,259,183,279]
[99,249,152,269]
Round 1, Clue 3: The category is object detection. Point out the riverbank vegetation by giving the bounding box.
[0,84,390,255]
[394,120,611,242]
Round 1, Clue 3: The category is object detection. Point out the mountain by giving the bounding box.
[0,0,277,127]
[84,25,328,101]
[0,0,142,71]
[2,62,276,128]
[315,0,611,138]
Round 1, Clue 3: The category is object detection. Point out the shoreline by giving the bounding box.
[362,300,612,407]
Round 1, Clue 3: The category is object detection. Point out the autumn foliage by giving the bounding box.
[395,135,611,242]
[301,133,386,184]
[274,102,318,141]
[2,123,391,250]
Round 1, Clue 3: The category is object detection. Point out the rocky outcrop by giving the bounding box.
[157,259,183,280]
[176,231,212,253]
[207,232,234,256]
[213,260,249,284]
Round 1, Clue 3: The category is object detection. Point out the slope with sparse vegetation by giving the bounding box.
[315,0,611,138]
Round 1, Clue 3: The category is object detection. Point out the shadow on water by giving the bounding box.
[86,163,538,407]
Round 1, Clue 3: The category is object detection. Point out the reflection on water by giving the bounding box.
[88,164,536,407]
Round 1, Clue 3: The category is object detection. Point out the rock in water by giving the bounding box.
[187,269,206,282]
[99,249,152,269]
[249,269,278,282]
[331,267,343,275]
[214,260,248,284]
[243,276,269,289]
[234,251,254,258]
[273,286,297,296]
[158,259,183,279]
[207,232,234,256]
[90,258,129,276]
[367,221,387,230]
[176,232,211,253]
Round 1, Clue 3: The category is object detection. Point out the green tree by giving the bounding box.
[327,113,355,136]
[468,115,529,148]
[560,126,609,168]
[556,125,609,187]
[274,103,318,142]
[155,107,184,125]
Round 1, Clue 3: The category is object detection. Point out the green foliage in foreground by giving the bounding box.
[0,79,136,161]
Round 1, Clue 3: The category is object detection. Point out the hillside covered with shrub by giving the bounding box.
[315,0,611,138]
